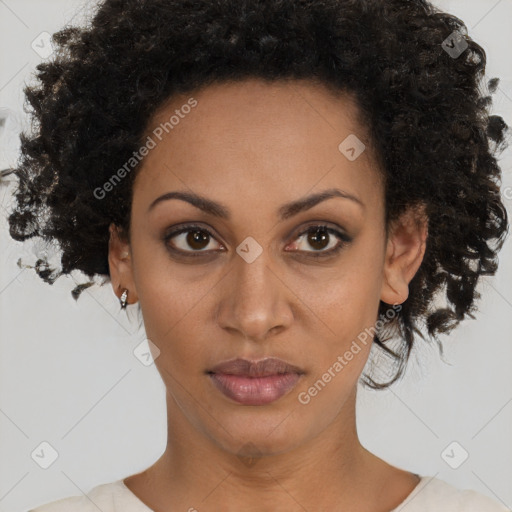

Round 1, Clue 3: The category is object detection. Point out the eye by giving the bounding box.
[164,224,222,256]
[287,224,352,258]
[163,223,352,258]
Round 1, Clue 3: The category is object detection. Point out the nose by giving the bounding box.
[215,247,294,342]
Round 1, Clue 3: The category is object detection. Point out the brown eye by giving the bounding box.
[288,224,352,257]
[163,223,351,259]
[164,225,222,254]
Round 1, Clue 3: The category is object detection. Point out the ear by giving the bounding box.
[108,222,138,305]
[380,204,428,305]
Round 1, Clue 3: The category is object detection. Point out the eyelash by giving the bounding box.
[163,223,352,259]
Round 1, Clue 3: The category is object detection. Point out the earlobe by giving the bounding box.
[108,222,138,305]
[380,205,428,305]
[381,238,410,305]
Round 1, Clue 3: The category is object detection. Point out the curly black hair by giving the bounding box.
[7,0,510,389]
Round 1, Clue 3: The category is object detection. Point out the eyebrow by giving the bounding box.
[147,187,364,220]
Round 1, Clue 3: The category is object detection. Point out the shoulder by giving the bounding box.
[28,481,123,512]
[395,476,510,512]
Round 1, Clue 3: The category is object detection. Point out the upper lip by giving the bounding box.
[208,357,304,377]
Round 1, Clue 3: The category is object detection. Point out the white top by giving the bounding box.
[28,475,510,511]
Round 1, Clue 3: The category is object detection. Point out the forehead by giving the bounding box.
[144,78,367,149]
[132,78,383,217]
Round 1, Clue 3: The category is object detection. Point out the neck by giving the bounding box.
[130,386,397,511]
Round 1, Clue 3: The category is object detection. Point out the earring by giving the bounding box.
[119,288,128,308]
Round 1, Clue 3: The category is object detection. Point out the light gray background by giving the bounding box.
[1,1,511,511]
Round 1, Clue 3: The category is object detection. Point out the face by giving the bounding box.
[109,78,426,459]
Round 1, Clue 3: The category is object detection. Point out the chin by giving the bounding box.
[203,405,309,458]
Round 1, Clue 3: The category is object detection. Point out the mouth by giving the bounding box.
[206,357,305,406]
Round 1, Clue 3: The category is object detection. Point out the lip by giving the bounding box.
[207,357,305,406]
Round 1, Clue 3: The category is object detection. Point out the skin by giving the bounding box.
[108,77,428,511]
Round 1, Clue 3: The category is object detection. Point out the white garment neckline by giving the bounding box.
[117,474,432,512]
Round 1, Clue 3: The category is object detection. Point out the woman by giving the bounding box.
[7,0,510,510]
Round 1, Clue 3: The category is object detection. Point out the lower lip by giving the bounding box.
[208,373,302,405]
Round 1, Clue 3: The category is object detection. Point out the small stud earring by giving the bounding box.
[119,288,128,308]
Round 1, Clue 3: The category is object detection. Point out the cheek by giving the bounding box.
[138,283,206,368]
[293,262,382,413]
[298,239,385,344]
[131,246,209,370]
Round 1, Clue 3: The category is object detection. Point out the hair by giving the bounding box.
[7,0,510,389]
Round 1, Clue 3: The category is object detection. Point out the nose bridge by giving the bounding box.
[217,241,292,341]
